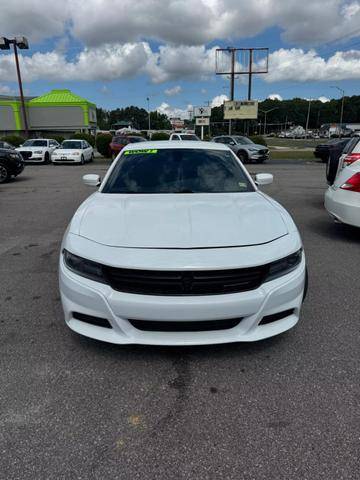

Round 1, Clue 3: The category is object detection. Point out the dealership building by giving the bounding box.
[0,89,97,136]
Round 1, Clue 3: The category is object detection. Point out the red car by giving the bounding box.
[109,135,146,158]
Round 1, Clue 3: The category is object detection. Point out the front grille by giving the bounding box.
[102,266,269,296]
[19,150,32,159]
[129,318,242,332]
[259,149,268,155]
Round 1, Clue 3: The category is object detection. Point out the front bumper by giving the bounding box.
[52,156,82,164]
[325,187,360,228]
[249,151,269,161]
[59,254,306,346]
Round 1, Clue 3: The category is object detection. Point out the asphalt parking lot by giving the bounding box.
[1,159,359,480]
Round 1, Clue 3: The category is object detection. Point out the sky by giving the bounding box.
[1,0,360,118]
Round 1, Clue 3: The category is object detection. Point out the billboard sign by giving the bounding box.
[196,117,210,126]
[224,100,258,120]
[194,106,211,117]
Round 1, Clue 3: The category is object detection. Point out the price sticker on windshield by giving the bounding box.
[124,149,158,155]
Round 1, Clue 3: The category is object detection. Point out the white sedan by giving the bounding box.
[59,141,306,346]
[325,161,360,228]
[52,140,94,164]
[16,138,60,163]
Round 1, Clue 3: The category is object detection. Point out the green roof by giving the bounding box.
[29,89,95,106]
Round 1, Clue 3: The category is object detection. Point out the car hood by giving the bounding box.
[245,143,267,151]
[74,192,288,248]
[54,149,81,154]
[16,146,47,151]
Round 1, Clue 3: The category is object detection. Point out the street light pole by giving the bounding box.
[305,98,312,138]
[259,107,278,135]
[0,36,29,137]
[331,86,345,137]
[146,96,151,134]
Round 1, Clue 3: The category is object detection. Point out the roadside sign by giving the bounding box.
[224,100,258,120]
[196,117,210,126]
[194,106,211,117]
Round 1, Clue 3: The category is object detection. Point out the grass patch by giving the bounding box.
[267,138,324,148]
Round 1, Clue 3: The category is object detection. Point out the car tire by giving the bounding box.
[302,267,308,302]
[237,150,248,163]
[90,153,94,163]
[0,163,10,183]
[80,155,85,165]
[44,152,50,164]
[326,154,340,185]
[256,158,265,164]
[321,155,329,163]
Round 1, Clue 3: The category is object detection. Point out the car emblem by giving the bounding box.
[182,272,193,293]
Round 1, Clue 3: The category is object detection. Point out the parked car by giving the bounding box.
[314,138,351,163]
[16,138,60,163]
[169,133,200,141]
[325,159,360,228]
[51,140,94,164]
[211,135,269,163]
[109,135,146,159]
[0,146,24,183]
[59,140,306,345]
[0,141,16,150]
[326,137,359,185]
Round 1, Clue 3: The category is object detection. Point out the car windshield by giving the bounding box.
[22,140,47,147]
[233,136,254,145]
[61,141,82,149]
[102,148,254,194]
[180,135,199,141]
[113,137,127,144]
[129,137,146,142]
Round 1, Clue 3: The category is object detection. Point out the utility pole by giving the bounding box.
[146,97,151,134]
[259,107,278,135]
[248,48,253,101]
[331,86,345,137]
[0,36,29,137]
[305,99,312,138]
[229,48,235,134]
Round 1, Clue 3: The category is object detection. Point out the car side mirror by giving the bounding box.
[229,141,236,146]
[19,144,23,147]
[255,173,273,185]
[83,174,101,187]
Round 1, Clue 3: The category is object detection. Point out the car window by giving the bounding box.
[130,137,146,143]
[233,136,253,145]
[171,135,180,140]
[22,140,47,147]
[113,136,128,145]
[179,134,199,141]
[349,137,360,153]
[62,141,82,149]
[102,148,254,194]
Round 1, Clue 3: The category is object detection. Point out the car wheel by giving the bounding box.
[326,154,340,185]
[0,163,10,183]
[44,152,50,164]
[237,151,248,163]
[90,153,94,163]
[302,267,308,302]
[256,158,265,164]
[321,155,329,163]
[80,155,85,165]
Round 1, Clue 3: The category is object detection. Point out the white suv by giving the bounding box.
[16,138,60,164]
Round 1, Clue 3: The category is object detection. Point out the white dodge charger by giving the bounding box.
[59,141,307,345]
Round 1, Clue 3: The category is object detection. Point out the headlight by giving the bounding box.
[73,151,80,155]
[265,249,302,282]
[34,150,43,154]
[63,250,106,284]
[9,152,19,159]
[248,147,259,152]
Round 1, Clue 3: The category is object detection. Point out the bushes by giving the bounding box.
[52,135,65,145]
[72,132,96,147]
[249,135,267,146]
[151,132,169,140]
[0,135,25,147]
[96,133,112,157]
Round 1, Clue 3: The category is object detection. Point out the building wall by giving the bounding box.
[28,106,85,129]
[0,105,17,130]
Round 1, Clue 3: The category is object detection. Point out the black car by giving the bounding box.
[0,141,16,150]
[314,138,351,163]
[0,147,25,183]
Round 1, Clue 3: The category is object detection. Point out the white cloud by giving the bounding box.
[211,94,228,107]
[2,44,360,86]
[100,85,109,94]
[318,96,330,103]
[164,85,182,96]
[2,0,360,47]
[157,102,192,119]
[268,93,283,101]
[0,84,13,95]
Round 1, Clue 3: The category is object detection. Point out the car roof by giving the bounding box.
[122,140,229,151]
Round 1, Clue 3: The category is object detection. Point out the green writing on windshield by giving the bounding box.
[124,149,158,155]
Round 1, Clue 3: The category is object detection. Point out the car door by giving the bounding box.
[85,141,93,160]
[49,140,58,153]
